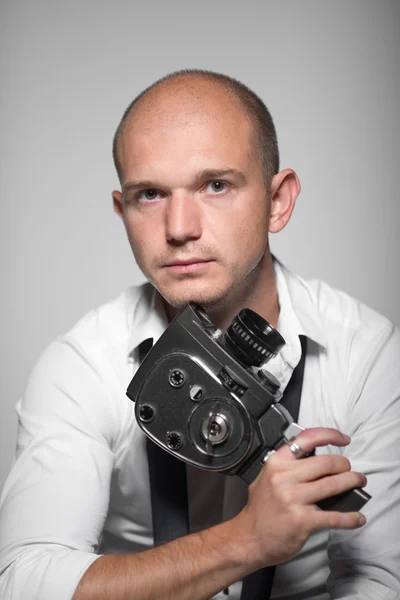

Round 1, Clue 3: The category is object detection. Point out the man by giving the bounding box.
[0,70,399,600]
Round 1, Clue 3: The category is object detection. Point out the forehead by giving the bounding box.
[118,82,257,183]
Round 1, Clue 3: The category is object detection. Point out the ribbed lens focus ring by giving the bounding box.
[224,308,285,367]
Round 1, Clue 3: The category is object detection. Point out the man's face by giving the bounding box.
[115,88,271,309]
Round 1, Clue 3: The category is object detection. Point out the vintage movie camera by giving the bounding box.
[127,304,370,512]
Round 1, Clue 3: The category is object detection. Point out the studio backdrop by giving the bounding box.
[1,0,399,492]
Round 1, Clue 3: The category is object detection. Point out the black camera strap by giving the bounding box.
[146,428,190,544]
[139,335,308,599]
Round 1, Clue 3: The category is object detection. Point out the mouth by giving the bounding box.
[163,258,213,274]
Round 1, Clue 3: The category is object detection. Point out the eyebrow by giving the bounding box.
[123,168,247,194]
[196,168,247,185]
[123,179,158,194]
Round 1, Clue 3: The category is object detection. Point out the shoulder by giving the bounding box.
[283,264,395,350]
[62,282,154,357]
[283,265,399,401]
[19,283,154,448]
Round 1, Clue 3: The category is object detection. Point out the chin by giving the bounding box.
[157,280,230,310]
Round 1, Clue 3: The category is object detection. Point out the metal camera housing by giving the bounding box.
[127,304,290,483]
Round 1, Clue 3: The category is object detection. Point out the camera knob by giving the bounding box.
[169,369,185,387]
[189,385,204,401]
[257,369,280,394]
[166,431,183,450]
[201,413,229,445]
[138,404,155,423]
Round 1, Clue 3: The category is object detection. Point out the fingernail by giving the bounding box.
[343,434,351,443]
[357,513,366,526]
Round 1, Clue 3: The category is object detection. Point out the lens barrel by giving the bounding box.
[224,308,285,367]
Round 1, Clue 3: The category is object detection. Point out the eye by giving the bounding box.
[137,188,162,202]
[206,181,227,194]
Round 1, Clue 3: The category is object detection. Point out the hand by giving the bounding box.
[235,428,367,569]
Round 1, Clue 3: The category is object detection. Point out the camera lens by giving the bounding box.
[224,308,285,367]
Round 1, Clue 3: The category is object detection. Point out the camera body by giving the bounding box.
[127,304,370,511]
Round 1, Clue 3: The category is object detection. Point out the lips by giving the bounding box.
[164,258,211,267]
[163,258,213,274]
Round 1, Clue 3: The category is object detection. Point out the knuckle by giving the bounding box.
[293,508,313,540]
[321,471,352,497]
[318,454,337,473]
[327,511,342,529]
[328,511,361,530]
[325,455,337,472]
[268,466,285,488]
[291,507,306,530]
[342,457,351,471]
[279,485,297,507]
[325,476,342,497]
[298,428,319,445]
[319,470,366,504]
[321,454,350,474]
[341,471,363,492]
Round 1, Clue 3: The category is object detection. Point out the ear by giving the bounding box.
[268,169,301,233]
[112,190,124,219]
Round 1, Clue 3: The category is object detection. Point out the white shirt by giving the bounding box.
[1,259,400,600]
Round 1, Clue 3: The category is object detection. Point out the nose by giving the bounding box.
[165,192,202,244]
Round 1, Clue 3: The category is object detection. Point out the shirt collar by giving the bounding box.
[127,283,169,362]
[264,258,327,390]
[273,257,327,352]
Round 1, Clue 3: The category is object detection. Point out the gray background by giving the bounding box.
[1,0,399,493]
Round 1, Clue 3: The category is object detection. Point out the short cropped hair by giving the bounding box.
[112,69,280,188]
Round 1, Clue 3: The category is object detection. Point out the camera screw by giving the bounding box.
[167,431,183,450]
[169,369,185,388]
[138,404,155,423]
[189,385,203,401]
[201,413,229,445]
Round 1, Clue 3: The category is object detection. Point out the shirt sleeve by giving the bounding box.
[327,322,400,599]
[0,337,119,600]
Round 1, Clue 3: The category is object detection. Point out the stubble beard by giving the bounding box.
[153,271,234,310]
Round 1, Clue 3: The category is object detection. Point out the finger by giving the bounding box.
[307,505,367,532]
[284,454,351,483]
[275,428,351,462]
[299,471,367,505]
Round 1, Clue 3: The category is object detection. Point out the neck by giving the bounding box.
[164,252,280,332]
